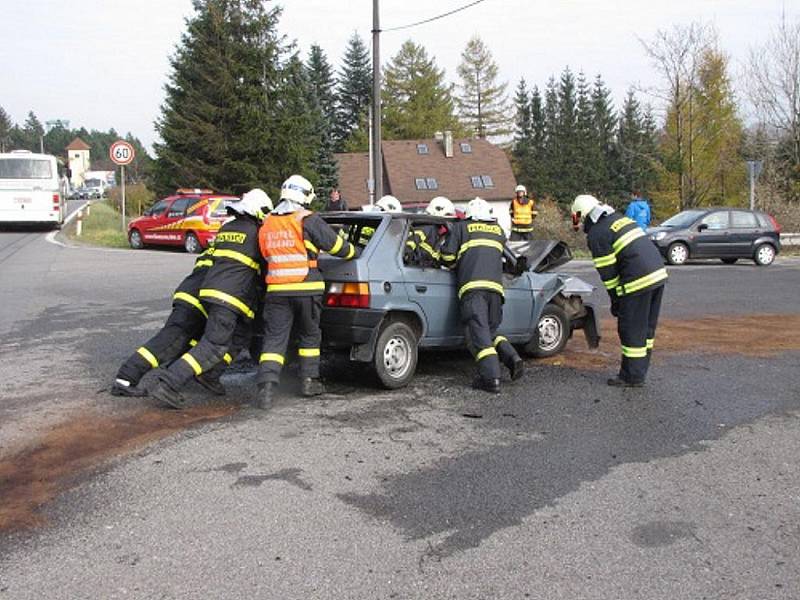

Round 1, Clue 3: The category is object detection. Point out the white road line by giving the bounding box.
[45,201,89,247]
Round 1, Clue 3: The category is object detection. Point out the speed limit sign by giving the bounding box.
[109,140,135,165]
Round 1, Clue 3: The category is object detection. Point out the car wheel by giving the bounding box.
[129,229,144,250]
[666,242,689,265]
[184,232,201,254]
[754,243,776,266]
[374,321,418,389]
[721,258,737,264]
[523,303,569,358]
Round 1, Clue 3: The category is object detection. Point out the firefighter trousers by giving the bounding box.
[617,284,664,384]
[116,303,206,386]
[257,295,323,385]
[158,304,249,390]
[509,230,534,242]
[461,290,519,382]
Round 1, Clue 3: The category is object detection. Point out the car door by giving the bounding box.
[729,210,760,257]
[139,199,170,243]
[163,196,195,244]
[693,211,732,257]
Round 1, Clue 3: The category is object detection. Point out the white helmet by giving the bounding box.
[280,174,316,206]
[425,196,455,217]
[465,197,494,221]
[570,194,601,230]
[375,195,402,213]
[227,188,273,219]
[515,184,527,194]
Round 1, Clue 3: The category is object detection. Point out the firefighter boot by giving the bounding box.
[472,376,501,394]
[111,379,148,398]
[607,376,644,388]
[509,357,525,381]
[256,382,274,410]
[195,373,227,396]
[301,377,325,397]
[150,373,187,409]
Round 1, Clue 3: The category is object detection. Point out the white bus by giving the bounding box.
[0,150,65,228]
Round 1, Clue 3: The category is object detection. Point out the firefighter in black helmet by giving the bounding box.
[149,189,272,408]
[571,194,668,387]
[440,197,524,393]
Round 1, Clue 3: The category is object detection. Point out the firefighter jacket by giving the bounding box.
[259,205,358,296]
[440,219,506,299]
[587,211,667,300]
[510,197,536,233]
[406,223,443,267]
[198,215,263,319]
[172,247,215,318]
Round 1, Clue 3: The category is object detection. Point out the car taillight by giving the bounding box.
[325,282,370,308]
[768,214,781,234]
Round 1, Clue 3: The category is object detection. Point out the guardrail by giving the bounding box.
[781,233,800,246]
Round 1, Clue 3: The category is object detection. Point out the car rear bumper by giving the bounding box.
[321,307,386,347]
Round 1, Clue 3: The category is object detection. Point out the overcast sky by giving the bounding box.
[0,0,794,151]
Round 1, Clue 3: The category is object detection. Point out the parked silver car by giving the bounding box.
[318,212,600,389]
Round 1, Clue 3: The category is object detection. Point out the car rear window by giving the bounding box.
[755,213,772,228]
[323,215,384,249]
[731,211,758,228]
[0,158,52,179]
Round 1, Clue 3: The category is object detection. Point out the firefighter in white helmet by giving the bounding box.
[405,196,456,267]
[440,197,524,393]
[571,194,668,387]
[509,184,537,241]
[255,175,359,408]
[149,188,273,409]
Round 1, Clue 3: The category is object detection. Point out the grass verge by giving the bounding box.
[66,201,129,249]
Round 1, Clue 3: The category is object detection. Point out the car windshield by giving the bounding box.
[322,214,385,249]
[85,178,102,187]
[0,158,52,179]
[661,210,705,228]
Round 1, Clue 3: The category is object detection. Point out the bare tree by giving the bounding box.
[640,23,713,209]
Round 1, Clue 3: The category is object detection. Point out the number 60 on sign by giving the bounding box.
[109,140,135,165]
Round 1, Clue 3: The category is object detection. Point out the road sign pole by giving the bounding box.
[121,165,126,231]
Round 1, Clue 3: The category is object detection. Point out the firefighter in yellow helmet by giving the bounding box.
[256,175,359,408]
[509,184,537,241]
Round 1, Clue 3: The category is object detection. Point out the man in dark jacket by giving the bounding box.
[441,197,524,394]
[149,189,272,408]
[256,175,359,408]
[324,188,348,212]
[571,194,667,387]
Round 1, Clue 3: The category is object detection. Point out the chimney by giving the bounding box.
[444,130,453,158]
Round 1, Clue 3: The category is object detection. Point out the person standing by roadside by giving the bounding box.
[625,190,651,230]
[325,188,348,212]
[509,184,537,241]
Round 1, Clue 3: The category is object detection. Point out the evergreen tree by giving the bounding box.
[335,32,372,150]
[574,71,600,193]
[0,106,12,153]
[382,40,462,139]
[512,78,532,182]
[542,77,560,199]
[456,35,510,138]
[616,89,659,196]
[305,49,339,201]
[553,68,578,203]
[591,75,617,196]
[528,85,548,197]
[153,0,290,196]
[306,44,337,131]
[23,111,45,152]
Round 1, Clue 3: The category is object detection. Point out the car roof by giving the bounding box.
[322,211,453,224]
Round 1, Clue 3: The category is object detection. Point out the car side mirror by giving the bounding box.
[697,223,708,232]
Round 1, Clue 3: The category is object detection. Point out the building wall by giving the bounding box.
[68,150,90,187]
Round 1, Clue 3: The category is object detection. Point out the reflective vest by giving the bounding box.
[260,210,317,287]
[511,198,534,231]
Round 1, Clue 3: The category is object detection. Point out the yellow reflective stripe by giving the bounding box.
[194,259,213,269]
[512,226,534,232]
[621,345,648,358]
[420,241,439,258]
[266,281,326,293]
[223,352,233,364]
[593,253,617,268]
[612,228,645,254]
[213,249,260,272]
[622,268,668,295]
[259,353,285,365]
[610,217,636,232]
[298,348,320,357]
[458,280,504,299]
[476,347,498,361]
[329,235,344,255]
[181,353,203,375]
[304,239,319,254]
[406,240,417,249]
[136,346,159,368]
[646,338,655,350]
[344,245,355,260]
[189,339,198,347]
[198,289,255,319]
[440,253,456,262]
[458,239,504,258]
[173,292,209,317]
[603,276,620,290]
[493,336,508,347]
[415,230,427,242]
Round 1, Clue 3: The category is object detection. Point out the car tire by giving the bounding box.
[721,258,737,264]
[129,229,144,250]
[184,232,201,254]
[753,243,776,266]
[374,321,418,389]
[523,303,570,358]
[666,242,689,265]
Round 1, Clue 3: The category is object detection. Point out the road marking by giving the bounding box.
[45,201,89,247]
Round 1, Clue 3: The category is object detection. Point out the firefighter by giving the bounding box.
[509,184,537,241]
[111,246,219,397]
[357,195,402,246]
[405,196,455,267]
[149,188,273,408]
[440,197,524,393]
[256,175,359,408]
[571,194,668,387]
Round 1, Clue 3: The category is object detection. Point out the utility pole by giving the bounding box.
[746,160,763,211]
[371,0,383,200]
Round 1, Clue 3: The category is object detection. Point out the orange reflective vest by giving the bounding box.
[259,210,317,286]
[511,198,536,232]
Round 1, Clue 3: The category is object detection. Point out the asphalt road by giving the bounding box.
[1,223,799,599]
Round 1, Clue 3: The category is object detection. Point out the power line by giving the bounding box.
[382,0,489,32]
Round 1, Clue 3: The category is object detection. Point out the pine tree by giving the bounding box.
[528,85,548,197]
[0,106,12,153]
[23,111,45,152]
[554,68,578,203]
[307,44,337,132]
[382,40,462,139]
[512,78,532,182]
[456,35,510,138]
[335,32,372,150]
[542,77,560,199]
[616,89,659,197]
[305,48,339,201]
[591,75,617,196]
[574,71,600,194]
